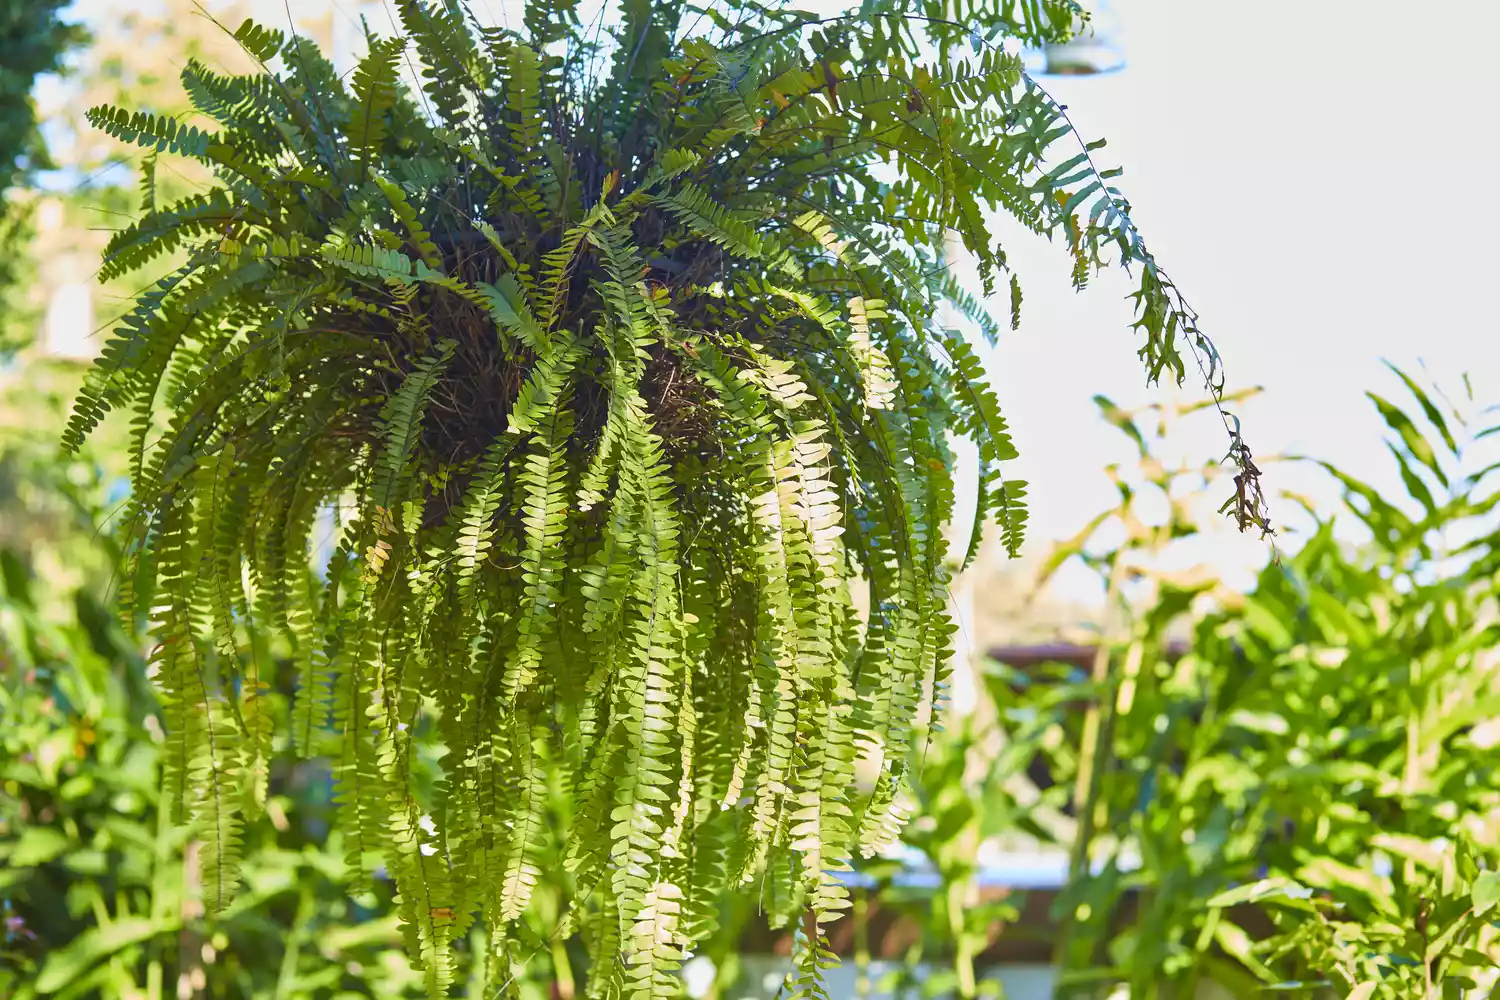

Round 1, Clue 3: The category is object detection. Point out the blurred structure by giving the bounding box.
[31,197,92,360]
[1031,0,1126,76]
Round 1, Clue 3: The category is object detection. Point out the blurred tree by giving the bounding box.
[0,0,82,354]
[0,0,79,189]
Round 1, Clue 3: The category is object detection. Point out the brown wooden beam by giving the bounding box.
[984,641,1191,670]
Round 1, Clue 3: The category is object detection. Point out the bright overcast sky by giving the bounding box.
[984,0,1500,599]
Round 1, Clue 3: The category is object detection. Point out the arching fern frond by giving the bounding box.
[85,105,215,157]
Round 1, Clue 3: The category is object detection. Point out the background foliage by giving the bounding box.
[1012,372,1500,998]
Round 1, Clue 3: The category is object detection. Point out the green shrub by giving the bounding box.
[1017,372,1500,997]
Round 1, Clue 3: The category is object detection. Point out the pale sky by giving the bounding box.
[983,0,1500,600]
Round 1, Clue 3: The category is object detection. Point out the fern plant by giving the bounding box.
[68,0,1269,995]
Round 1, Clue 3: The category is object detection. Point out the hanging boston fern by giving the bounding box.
[68,0,1269,994]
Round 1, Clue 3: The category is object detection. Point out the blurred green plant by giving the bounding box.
[1026,367,1500,997]
[853,708,1025,1000]
[1208,839,1500,999]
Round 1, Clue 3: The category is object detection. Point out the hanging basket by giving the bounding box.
[68,1,1264,994]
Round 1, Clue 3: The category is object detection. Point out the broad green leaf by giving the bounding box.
[7,826,69,867]
[1207,878,1314,910]
[1368,391,1448,487]
[1385,362,1458,455]
[36,917,177,993]
[1472,871,1500,914]
[1213,919,1279,982]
